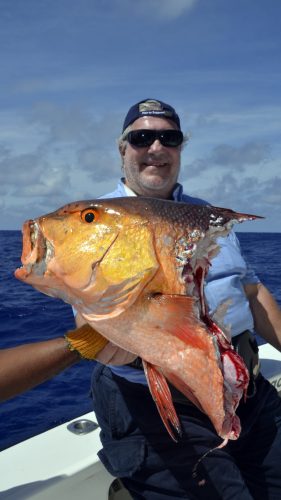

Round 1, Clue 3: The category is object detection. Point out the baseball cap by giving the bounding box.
[122,98,181,132]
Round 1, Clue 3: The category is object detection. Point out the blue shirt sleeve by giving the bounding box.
[205,231,260,335]
[231,232,260,285]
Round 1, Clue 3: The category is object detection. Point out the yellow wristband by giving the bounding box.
[65,324,108,360]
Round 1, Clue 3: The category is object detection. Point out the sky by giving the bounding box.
[0,0,280,232]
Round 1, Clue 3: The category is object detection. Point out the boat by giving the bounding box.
[0,343,281,500]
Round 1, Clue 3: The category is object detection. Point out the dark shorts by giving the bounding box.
[91,364,281,500]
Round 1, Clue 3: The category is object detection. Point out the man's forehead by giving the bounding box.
[130,116,179,130]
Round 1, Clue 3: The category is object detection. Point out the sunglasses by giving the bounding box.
[125,129,184,148]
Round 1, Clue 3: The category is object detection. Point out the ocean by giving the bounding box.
[0,230,280,451]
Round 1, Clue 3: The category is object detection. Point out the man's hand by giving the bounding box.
[73,312,137,365]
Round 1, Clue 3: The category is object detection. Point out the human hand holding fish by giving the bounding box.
[66,321,137,365]
[15,197,262,444]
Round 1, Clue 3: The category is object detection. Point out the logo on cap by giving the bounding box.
[139,99,173,118]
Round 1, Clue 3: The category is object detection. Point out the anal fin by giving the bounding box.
[143,360,182,442]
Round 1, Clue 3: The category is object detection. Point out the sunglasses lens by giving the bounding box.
[126,129,183,147]
[127,130,155,147]
[160,130,183,147]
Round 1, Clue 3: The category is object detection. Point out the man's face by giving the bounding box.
[120,116,182,199]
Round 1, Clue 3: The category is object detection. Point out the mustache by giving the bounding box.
[143,153,170,162]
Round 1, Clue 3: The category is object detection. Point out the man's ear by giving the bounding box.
[119,142,126,159]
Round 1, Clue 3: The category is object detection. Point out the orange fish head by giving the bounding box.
[14,199,158,317]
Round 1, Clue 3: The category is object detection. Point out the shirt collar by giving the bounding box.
[123,182,137,197]
[120,178,184,201]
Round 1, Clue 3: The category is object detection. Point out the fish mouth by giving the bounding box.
[15,220,54,281]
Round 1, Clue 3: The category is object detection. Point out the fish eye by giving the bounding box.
[81,208,98,223]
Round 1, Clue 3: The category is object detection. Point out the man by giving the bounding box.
[73,99,281,499]
[2,98,281,499]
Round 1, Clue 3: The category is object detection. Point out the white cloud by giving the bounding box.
[0,102,280,231]
[77,146,121,180]
[13,73,131,95]
[131,0,198,20]
[181,141,271,179]
[184,106,281,146]
[210,143,270,168]
[182,173,281,231]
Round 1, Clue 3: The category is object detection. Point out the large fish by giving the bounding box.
[15,197,261,443]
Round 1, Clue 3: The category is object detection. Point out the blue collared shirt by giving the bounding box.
[99,179,260,383]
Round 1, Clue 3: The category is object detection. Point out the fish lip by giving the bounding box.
[15,220,53,280]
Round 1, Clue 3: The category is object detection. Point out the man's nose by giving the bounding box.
[148,139,164,152]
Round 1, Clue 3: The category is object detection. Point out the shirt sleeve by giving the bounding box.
[232,232,261,285]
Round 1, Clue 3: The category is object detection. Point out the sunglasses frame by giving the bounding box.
[125,129,184,148]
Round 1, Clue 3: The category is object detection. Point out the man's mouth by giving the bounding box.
[143,161,169,168]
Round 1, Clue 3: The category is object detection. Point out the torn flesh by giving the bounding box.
[181,227,250,442]
[16,220,54,279]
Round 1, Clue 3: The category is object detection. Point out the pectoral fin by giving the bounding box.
[148,294,214,351]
